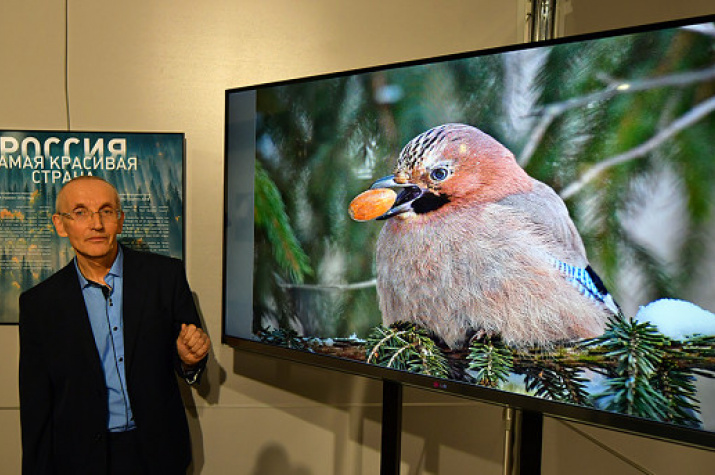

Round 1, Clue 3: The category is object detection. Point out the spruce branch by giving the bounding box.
[586,316,672,420]
[365,322,450,378]
[652,357,701,427]
[467,336,514,388]
[255,316,715,428]
[521,363,592,405]
[257,326,308,350]
[254,160,313,283]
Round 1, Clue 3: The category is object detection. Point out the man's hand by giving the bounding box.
[177,323,211,368]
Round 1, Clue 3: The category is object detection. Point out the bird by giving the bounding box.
[357,123,618,350]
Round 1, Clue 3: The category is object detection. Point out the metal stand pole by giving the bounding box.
[503,407,517,475]
[504,407,544,474]
[380,380,403,475]
[518,410,544,474]
[530,0,558,41]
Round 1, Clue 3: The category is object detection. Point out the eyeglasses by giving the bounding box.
[57,208,123,223]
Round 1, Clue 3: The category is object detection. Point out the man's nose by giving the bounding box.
[89,211,105,228]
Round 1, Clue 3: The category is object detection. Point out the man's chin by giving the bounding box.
[75,244,118,261]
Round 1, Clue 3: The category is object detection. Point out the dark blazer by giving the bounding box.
[19,247,205,475]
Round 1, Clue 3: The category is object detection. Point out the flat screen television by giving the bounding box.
[223,14,715,450]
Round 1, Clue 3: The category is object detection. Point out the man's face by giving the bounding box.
[52,179,124,263]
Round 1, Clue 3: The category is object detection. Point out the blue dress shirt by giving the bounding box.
[75,247,136,432]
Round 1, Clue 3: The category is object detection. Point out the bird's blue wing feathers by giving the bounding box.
[552,259,617,313]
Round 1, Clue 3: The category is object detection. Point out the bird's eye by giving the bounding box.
[429,167,450,182]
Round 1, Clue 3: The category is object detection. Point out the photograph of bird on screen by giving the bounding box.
[350,123,620,352]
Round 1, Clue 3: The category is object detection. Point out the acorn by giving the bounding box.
[349,188,397,221]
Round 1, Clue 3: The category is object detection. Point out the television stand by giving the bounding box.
[379,380,544,475]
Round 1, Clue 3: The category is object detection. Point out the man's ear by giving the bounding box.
[116,212,124,234]
[52,214,68,237]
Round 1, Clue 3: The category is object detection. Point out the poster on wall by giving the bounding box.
[0,130,185,324]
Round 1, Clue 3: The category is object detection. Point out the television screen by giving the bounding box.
[224,15,715,448]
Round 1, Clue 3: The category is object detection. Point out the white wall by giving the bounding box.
[1,1,714,474]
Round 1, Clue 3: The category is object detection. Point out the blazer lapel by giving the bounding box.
[57,263,106,393]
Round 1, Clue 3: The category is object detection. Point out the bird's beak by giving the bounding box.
[370,175,425,220]
[369,175,407,190]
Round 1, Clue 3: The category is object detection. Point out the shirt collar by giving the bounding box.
[75,245,124,288]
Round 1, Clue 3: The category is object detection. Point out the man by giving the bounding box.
[19,176,211,474]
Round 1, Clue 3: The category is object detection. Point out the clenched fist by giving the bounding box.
[177,323,211,367]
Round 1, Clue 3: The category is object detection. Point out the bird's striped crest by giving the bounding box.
[397,124,458,171]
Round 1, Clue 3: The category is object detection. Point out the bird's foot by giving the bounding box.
[467,329,500,346]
